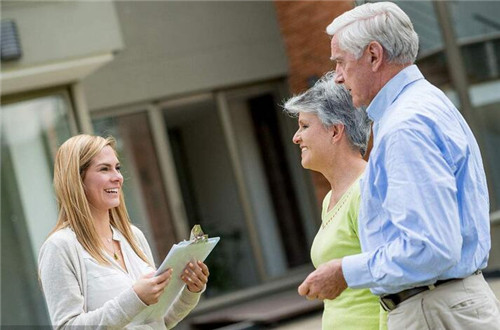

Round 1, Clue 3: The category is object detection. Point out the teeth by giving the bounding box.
[105,189,118,194]
[301,147,307,152]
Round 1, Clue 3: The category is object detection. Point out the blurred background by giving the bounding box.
[1,0,499,329]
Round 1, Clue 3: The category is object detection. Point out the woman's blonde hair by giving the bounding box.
[50,134,151,266]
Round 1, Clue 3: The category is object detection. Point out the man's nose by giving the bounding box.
[335,72,344,84]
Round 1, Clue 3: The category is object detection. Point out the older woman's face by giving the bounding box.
[82,146,123,217]
[292,112,333,171]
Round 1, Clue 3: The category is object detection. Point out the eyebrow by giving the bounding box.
[95,162,120,167]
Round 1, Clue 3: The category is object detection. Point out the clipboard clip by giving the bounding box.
[189,224,208,243]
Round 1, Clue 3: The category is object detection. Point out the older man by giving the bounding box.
[298,2,500,329]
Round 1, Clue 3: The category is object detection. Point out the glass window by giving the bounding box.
[479,100,500,210]
[1,92,74,326]
[163,86,317,297]
[93,112,177,263]
[92,86,318,300]
[163,98,261,296]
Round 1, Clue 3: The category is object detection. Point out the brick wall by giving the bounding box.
[274,1,354,93]
[274,0,355,206]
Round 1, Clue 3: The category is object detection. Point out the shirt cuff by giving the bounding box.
[342,253,372,289]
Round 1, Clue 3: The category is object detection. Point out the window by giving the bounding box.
[90,82,319,301]
[93,112,177,262]
[1,91,74,326]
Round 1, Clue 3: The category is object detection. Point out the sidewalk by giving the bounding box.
[273,278,500,330]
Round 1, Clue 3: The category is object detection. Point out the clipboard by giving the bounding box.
[130,226,219,325]
[154,236,220,276]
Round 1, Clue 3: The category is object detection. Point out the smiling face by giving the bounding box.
[82,145,123,219]
[330,35,376,108]
[292,112,333,172]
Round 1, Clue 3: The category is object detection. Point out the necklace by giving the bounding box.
[102,235,121,261]
[321,188,353,229]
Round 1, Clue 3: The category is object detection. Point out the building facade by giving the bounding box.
[1,0,499,328]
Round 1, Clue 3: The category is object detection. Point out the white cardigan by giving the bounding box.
[38,225,201,329]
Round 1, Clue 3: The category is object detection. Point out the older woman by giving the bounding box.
[284,72,385,329]
[39,134,209,329]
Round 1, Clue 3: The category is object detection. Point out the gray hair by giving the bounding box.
[326,2,419,64]
[283,71,371,156]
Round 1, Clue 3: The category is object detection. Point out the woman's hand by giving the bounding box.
[181,261,209,293]
[133,269,172,305]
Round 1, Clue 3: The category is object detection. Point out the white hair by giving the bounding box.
[283,72,371,156]
[327,2,419,64]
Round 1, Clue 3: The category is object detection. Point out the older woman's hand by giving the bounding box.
[181,260,209,293]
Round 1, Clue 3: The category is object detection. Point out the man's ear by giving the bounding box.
[330,124,345,143]
[367,41,384,72]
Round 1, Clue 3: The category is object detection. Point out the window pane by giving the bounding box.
[1,93,73,325]
[164,99,261,296]
[93,112,177,262]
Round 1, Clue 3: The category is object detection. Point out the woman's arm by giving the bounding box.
[39,235,147,329]
[164,261,209,329]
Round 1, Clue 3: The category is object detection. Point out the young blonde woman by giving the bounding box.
[39,134,209,329]
[284,72,386,329]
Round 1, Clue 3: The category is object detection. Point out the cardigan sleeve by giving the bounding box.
[38,231,148,329]
[164,287,202,329]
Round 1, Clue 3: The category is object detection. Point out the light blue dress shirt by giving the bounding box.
[342,65,491,295]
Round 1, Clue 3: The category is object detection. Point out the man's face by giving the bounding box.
[330,35,375,108]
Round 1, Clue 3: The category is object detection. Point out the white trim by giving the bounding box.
[158,93,213,109]
[147,104,190,240]
[215,91,268,282]
[70,83,93,134]
[1,53,114,96]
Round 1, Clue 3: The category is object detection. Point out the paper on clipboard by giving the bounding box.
[154,236,220,276]
[129,226,219,325]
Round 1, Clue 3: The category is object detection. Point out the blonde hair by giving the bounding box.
[50,134,151,266]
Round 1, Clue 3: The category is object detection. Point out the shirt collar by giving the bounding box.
[366,64,424,122]
[110,225,122,242]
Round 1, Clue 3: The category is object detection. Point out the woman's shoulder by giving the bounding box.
[130,224,146,241]
[41,227,78,253]
[39,227,81,268]
[129,224,150,248]
[45,227,76,243]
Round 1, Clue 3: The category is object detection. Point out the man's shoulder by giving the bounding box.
[400,78,457,114]
[385,80,456,129]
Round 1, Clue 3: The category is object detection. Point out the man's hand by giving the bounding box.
[298,258,348,300]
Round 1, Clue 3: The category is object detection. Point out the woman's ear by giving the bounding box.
[330,124,345,143]
[367,41,384,72]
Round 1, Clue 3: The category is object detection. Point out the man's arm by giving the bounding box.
[344,125,462,292]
